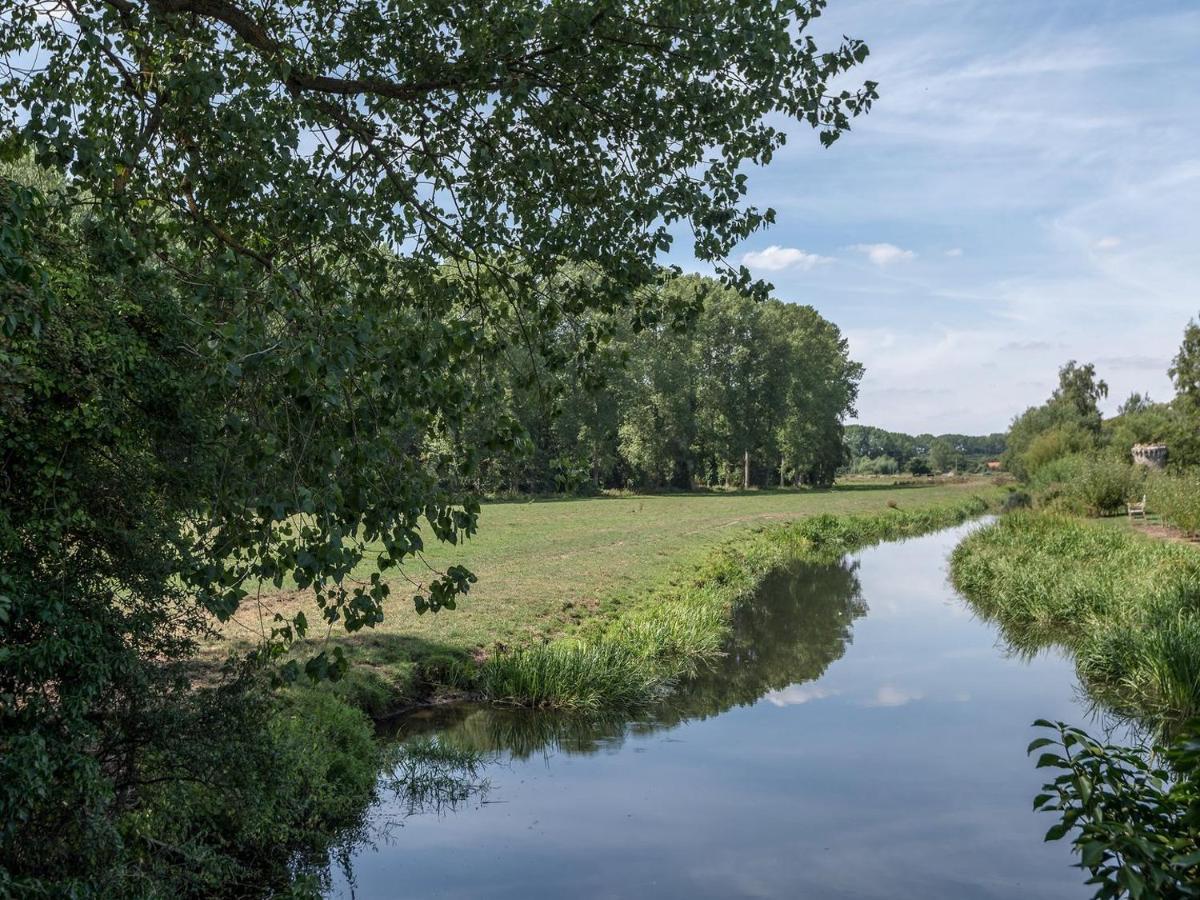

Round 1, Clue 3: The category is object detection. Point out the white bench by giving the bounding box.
[1127,495,1147,519]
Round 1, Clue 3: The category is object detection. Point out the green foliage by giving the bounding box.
[1105,394,1175,461]
[471,274,862,493]
[0,0,877,888]
[1148,470,1200,536]
[1029,721,1200,899]
[1003,360,1108,480]
[1025,452,1135,515]
[853,454,900,476]
[842,425,1005,474]
[952,512,1200,726]
[908,456,933,476]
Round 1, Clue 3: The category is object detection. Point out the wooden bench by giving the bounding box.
[1127,495,1147,519]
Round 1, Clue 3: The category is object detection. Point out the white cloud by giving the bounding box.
[764,685,838,707]
[741,245,831,272]
[945,248,963,257]
[852,243,916,266]
[865,685,925,708]
[1095,236,1122,250]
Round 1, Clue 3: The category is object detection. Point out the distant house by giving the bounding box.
[985,460,1002,472]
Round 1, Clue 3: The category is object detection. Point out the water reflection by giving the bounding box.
[330,522,1094,899]
[388,558,867,763]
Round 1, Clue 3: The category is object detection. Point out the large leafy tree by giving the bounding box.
[1004,360,1109,479]
[0,0,875,889]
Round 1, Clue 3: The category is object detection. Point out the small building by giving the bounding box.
[985,460,1002,472]
[1131,443,1167,468]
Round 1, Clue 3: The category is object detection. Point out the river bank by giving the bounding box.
[240,483,1004,717]
[951,510,1200,729]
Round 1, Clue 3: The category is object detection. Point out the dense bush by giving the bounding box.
[852,454,900,476]
[1148,470,1200,536]
[1072,455,1143,516]
[1025,453,1140,516]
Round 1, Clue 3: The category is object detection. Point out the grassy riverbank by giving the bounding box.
[951,511,1200,728]
[220,481,1003,714]
[475,493,995,710]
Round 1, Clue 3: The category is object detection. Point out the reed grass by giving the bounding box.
[951,511,1200,728]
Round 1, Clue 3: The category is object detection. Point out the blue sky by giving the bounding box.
[674,0,1200,435]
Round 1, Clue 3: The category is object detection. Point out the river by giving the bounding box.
[326,520,1099,899]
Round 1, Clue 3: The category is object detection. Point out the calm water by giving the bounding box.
[328,521,1099,899]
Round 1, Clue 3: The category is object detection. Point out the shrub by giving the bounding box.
[1021,427,1093,478]
[853,455,899,476]
[1001,490,1032,512]
[1072,455,1142,516]
[1027,453,1140,517]
[110,686,381,896]
[1029,720,1200,898]
[1148,469,1200,535]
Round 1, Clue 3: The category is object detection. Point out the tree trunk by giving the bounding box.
[780,455,786,487]
[743,449,750,489]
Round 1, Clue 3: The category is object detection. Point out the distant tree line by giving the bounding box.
[842,425,1006,476]
[457,274,864,493]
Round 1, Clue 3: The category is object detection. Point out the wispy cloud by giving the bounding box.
[718,1,1200,433]
[852,243,916,266]
[741,245,831,272]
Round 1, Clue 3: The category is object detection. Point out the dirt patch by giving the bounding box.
[1130,520,1200,546]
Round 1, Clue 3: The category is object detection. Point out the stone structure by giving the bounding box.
[1131,443,1168,468]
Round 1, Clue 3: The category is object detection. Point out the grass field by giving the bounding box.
[216,479,1004,709]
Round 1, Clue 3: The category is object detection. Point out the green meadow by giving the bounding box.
[217,480,1003,710]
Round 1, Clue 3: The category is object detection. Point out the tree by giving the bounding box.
[1169,318,1200,407]
[0,2,876,889]
[1052,360,1109,428]
[928,438,957,474]
[1003,360,1108,479]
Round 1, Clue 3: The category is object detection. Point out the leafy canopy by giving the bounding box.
[0,1,875,890]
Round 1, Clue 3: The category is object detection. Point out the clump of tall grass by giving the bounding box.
[951,511,1200,729]
[476,639,665,711]
[1147,468,1200,535]
[475,495,994,713]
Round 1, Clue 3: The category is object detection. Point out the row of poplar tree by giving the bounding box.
[458,273,863,493]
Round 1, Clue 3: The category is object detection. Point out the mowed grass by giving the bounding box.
[215,480,1003,708]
